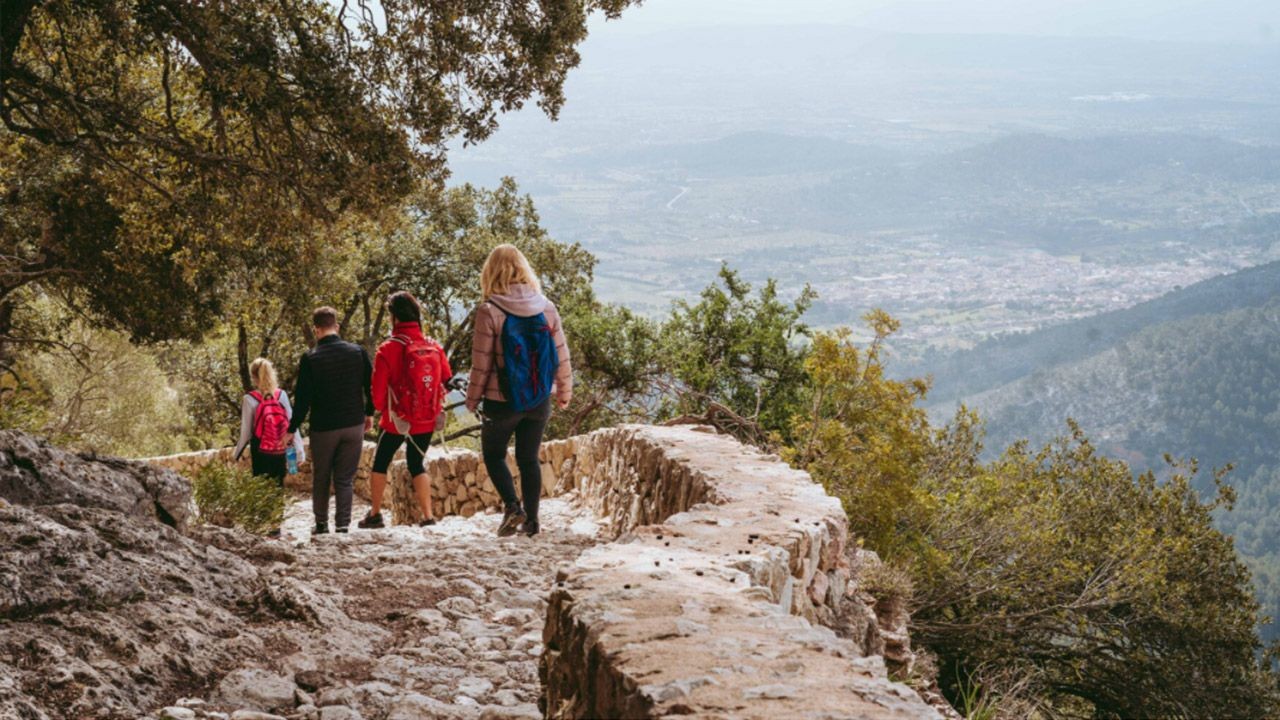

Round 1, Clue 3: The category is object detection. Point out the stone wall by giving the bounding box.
[533,425,941,719]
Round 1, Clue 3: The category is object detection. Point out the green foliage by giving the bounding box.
[342,179,598,360]
[661,266,814,437]
[0,296,201,457]
[787,314,979,558]
[0,0,639,358]
[551,300,661,436]
[192,462,285,536]
[781,311,1278,717]
[971,298,1280,642]
[911,425,1277,718]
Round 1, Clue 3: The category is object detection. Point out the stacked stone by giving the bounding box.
[384,438,584,526]
[536,425,942,720]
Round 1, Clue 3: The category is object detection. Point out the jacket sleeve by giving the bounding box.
[288,353,311,433]
[371,342,391,416]
[233,395,255,461]
[548,303,573,403]
[362,346,375,417]
[465,305,496,410]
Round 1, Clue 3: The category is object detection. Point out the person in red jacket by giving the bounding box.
[358,291,452,529]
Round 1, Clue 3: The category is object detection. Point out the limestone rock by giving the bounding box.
[217,669,298,711]
[0,429,192,528]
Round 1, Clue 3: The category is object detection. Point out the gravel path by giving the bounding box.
[154,497,602,720]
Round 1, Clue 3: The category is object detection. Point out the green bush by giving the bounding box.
[192,462,285,535]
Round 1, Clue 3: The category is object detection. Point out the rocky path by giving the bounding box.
[150,497,602,720]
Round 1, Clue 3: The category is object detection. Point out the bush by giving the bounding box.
[192,462,285,535]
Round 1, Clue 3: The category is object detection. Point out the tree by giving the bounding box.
[339,178,659,440]
[785,313,976,558]
[0,0,639,361]
[0,295,198,456]
[660,266,814,441]
[340,179,596,362]
[909,426,1278,717]
[783,313,1278,716]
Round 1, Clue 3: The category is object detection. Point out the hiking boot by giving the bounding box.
[357,511,385,530]
[313,522,329,535]
[519,520,540,537]
[419,517,437,527]
[336,526,349,534]
[498,505,526,538]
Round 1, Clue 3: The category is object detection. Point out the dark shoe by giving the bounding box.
[358,511,385,530]
[336,526,349,534]
[314,522,329,535]
[498,506,526,538]
[267,527,282,538]
[520,520,540,537]
[419,517,437,527]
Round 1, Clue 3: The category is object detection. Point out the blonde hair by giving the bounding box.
[249,358,278,396]
[480,244,541,299]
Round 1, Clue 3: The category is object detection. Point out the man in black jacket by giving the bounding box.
[286,307,373,534]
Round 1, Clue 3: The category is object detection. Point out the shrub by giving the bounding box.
[192,462,285,535]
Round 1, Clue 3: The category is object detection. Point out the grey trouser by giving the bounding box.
[309,423,365,527]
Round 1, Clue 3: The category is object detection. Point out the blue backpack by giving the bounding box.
[498,309,559,411]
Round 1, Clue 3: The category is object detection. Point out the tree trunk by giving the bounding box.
[236,321,252,392]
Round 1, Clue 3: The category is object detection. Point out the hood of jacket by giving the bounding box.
[488,283,548,317]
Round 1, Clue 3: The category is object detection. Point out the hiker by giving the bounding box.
[232,357,305,483]
[285,307,374,535]
[359,291,453,530]
[465,244,573,537]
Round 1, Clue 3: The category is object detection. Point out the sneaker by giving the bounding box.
[419,517,437,527]
[313,522,329,535]
[520,520,540,537]
[498,506,526,537]
[336,526,349,534]
[357,511,385,530]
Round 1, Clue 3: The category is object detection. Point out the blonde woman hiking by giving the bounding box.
[465,244,573,538]
[233,357,305,485]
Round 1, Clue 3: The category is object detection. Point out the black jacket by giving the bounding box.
[288,335,374,433]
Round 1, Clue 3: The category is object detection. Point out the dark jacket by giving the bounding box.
[288,334,374,433]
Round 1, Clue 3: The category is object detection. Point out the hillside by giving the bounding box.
[959,299,1280,641]
[913,260,1280,407]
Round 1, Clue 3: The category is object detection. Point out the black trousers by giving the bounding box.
[250,443,287,487]
[481,398,551,522]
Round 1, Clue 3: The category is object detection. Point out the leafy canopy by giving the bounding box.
[0,0,639,353]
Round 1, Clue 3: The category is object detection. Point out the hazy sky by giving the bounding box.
[603,0,1280,44]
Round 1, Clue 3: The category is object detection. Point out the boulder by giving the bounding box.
[0,431,276,719]
[0,430,192,528]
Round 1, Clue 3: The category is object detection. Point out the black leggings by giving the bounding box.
[481,398,551,521]
[372,430,434,475]
[250,443,286,487]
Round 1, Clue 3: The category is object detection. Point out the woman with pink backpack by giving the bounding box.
[233,357,306,485]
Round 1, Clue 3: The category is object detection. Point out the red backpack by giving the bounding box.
[251,390,289,454]
[386,334,446,433]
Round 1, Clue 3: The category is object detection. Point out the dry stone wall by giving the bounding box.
[535,425,941,719]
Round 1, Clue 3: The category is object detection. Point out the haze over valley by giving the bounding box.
[451,22,1280,351]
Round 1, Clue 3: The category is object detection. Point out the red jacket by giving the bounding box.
[372,321,453,435]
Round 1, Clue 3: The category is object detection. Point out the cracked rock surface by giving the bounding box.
[0,430,600,720]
